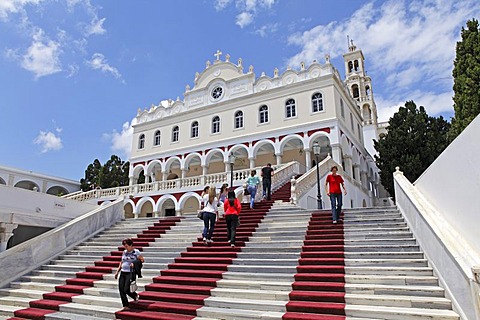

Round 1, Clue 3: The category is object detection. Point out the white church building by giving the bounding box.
[68,42,383,217]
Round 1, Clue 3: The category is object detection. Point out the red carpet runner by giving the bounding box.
[11,216,182,320]
[116,183,292,320]
[283,210,346,320]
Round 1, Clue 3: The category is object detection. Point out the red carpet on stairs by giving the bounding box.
[11,216,182,320]
[116,182,292,320]
[283,210,346,320]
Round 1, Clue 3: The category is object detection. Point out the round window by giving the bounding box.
[211,86,223,100]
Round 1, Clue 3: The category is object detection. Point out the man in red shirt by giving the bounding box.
[325,166,347,224]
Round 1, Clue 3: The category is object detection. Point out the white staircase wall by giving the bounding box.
[394,115,480,320]
[0,197,124,289]
[0,184,97,228]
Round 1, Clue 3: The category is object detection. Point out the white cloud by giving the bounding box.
[103,121,134,158]
[85,17,106,36]
[375,91,454,122]
[33,130,63,153]
[286,0,478,122]
[21,28,62,78]
[255,22,278,37]
[87,52,123,82]
[214,0,232,11]
[0,0,43,20]
[216,0,278,30]
[236,11,253,28]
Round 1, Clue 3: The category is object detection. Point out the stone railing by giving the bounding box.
[251,161,301,202]
[290,156,334,205]
[65,163,294,202]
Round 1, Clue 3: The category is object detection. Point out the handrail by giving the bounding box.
[290,156,371,205]
[65,162,297,202]
[290,156,334,204]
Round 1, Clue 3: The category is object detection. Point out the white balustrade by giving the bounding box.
[65,162,298,202]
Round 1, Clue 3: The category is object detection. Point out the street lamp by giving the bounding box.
[228,153,236,191]
[313,142,323,209]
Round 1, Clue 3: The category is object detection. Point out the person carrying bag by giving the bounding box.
[114,238,144,311]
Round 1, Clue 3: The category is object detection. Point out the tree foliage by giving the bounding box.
[374,101,450,197]
[80,155,130,191]
[451,18,480,138]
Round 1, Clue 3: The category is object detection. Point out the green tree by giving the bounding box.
[451,18,480,138]
[374,101,450,197]
[80,155,130,191]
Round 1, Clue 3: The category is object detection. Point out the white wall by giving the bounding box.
[414,115,480,255]
[0,184,97,228]
[394,171,480,320]
[0,198,124,289]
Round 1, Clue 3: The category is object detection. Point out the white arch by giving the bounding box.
[340,134,352,157]
[123,198,136,213]
[205,148,225,166]
[164,156,182,172]
[155,194,179,212]
[183,152,203,170]
[0,176,6,185]
[307,131,331,149]
[134,196,155,214]
[227,144,249,161]
[252,139,277,158]
[352,147,360,165]
[145,160,162,176]
[131,165,145,178]
[178,192,202,211]
[279,134,306,153]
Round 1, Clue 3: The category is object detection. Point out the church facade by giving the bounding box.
[125,43,381,216]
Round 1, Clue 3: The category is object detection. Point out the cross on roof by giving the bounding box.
[214,49,222,61]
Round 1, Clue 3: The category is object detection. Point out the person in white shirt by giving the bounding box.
[202,186,218,244]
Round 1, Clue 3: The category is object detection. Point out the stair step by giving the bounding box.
[345,304,459,320]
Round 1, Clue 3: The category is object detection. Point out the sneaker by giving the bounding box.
[231,243,235,247]
[333,220,337,224]
[228,240,231,243]
[207,239,214,244]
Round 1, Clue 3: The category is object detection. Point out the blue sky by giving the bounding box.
[0,0,478,181]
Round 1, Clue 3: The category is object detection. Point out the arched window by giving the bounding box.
[153,130,161,146]
[172,126,179,142]
[259,105,269,123]
[285,99,296,118]
[234,111,243,129]
[212,116,220,134]
[191,121,199,138]
[352,84,359,99]
[138,134,145,149]
[340,98,345,118]
[365,85,371,96]
[312,93,323,112]
[354,60,359,71]
[348,61,353,73]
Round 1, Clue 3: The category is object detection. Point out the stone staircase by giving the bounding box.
[0,215,202,319]
[0,184,461,319]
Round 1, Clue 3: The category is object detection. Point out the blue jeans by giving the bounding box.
[247,185,257,208]
[330,193,343,221]
[202,212,216,240]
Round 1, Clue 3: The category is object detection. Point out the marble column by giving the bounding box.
[343,155,353,177]
[0,223,18,252]
[129,177,135,186]
[330,144,342,165]
[162,171,168,181]
[276,154,282,166]
[304,149,312,171]
[249,158,255,169]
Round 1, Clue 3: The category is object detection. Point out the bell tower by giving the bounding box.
[343,38,379,157]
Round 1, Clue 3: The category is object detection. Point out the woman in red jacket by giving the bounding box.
[223,191,241,247]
